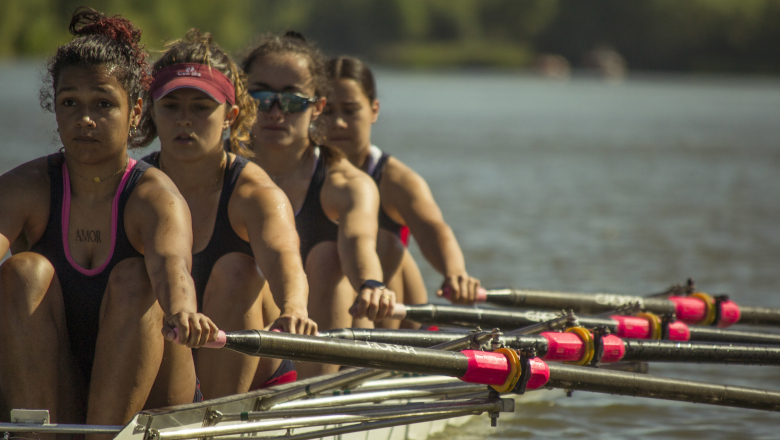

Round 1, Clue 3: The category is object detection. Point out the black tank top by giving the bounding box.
[296,147,338,263]
[369,152,404,237]
[143,153,253,308]
[30,153,148,382]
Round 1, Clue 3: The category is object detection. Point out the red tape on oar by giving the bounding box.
[668,321,691,341]
[600,334,626,362]
[171,328,227,348]
[540,331,624,364]
[718,300,741,328]
[458,349,550,392]
[611,315,652,339]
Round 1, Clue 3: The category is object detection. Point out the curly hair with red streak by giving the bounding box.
[40,7,151,148]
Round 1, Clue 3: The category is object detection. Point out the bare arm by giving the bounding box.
[0,159,50,258]
[232,167,316,335]
[126,170,218,347]
[383,161,480,304]
[323,164,396,321]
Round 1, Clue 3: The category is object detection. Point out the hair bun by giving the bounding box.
[284,30,306,41]
[68,6,141,46]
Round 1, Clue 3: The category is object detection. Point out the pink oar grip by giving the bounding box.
[668,321,690,341]
[526,357,550,390]
[540,331,585,362]
[442,286,488,303]
[171,328,227,348]
[459,350,511,385]
[668,296,707,324]
[611,315,652,339]
[390,303,408,320]
[600,334,626,363]
[718,300,741,328]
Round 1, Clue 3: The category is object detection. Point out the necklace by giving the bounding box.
[159,151,226,188]
[69,157,128,184]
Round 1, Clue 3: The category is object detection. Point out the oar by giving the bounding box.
[457,287,780,328]
[389,303,780,345]
[182,329,780,412]
[321,328,780,366]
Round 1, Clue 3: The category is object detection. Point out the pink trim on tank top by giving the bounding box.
[61,158,137,276]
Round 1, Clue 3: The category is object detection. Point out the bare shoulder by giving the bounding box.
[232,157,291,210]
[128,165,187,212]
[0,156,52,197]
[133,167,183,203]
[0,157,53,220]
[382,155,429,196]
[325,156,377,196]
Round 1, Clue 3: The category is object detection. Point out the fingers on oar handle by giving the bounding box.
[171,328,227,348]
[442,286,488,303]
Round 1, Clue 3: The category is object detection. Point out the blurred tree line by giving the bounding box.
[1,0,779,73]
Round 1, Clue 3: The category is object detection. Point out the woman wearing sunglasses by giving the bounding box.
[242,32,396,378]
[136,30,316,398]
[324,57,482,329]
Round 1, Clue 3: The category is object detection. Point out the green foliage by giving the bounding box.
[0,0,778,73]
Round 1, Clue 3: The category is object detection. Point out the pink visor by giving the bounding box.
[150,63,235,105]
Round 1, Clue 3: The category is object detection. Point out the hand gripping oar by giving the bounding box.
[452,287,780,328]
[389,303,780,345]
[181,329,780,412]
[321,328,780,366]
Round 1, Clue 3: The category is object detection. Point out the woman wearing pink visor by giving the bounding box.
[137,30,315,399]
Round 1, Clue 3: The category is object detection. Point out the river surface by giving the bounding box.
[2,61,780,439]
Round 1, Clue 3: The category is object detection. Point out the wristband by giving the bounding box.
[360,279,386,291]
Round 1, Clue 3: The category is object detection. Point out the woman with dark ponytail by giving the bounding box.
[242,32,396,378]
[138,29,316,398]
[323,56,482,329]
[0,8,218,428]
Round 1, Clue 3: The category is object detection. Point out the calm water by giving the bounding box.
[2,61,780,438]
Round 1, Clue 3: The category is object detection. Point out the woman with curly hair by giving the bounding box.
[242,32,396,378]
[0,8,218,431]
[138,29,315,397]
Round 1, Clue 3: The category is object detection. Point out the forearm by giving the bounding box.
[415,222,467,276]
[338,235,384,290]
[265,250,309,314]
[147,255,198,317]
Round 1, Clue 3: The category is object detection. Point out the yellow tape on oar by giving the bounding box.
[491,347,522,393]
[564,327,595,366]
[691,292,717,326]
[637,312,662,340]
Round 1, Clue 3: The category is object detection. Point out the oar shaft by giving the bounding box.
[398,304,780,345]
[485,289,748,327]
[546,363,780,412]
[214,330,780,412]
[223,330,470,378]
[620,340,780,364]
[486,289,672,314]
[737,305,780,327]
[687,326,780,345]
[321,329,780,366]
